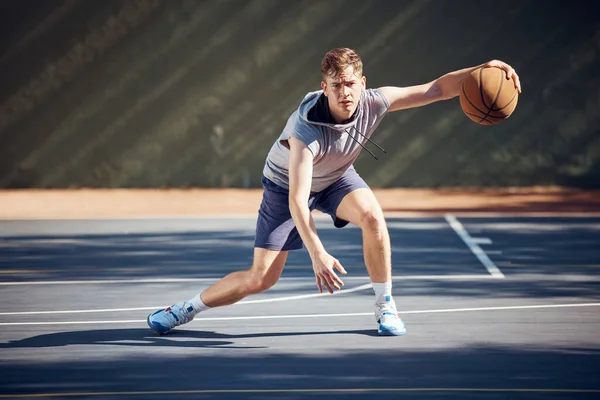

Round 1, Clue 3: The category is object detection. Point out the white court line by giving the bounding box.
[0,275,497,316]
[1,302,598,326]
[470,237,492,245]
[0,275,499,316]
[239,283,372,304]
[0,274,498,286]
[0,283,373,316]
[445,214,505,278]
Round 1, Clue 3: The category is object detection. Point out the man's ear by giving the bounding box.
[321,80,327,96]
[362,75,367,89]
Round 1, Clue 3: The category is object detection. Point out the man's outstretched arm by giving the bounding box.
[379,59,522,112]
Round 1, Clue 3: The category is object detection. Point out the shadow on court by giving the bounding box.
[0,328,380,349]
[0,218,483,280]
[0,341,599,399]
[2,218,600,301]
[2,217,600,280]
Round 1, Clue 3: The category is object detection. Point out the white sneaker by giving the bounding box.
[374,296,407,336]
[147,302,196,335]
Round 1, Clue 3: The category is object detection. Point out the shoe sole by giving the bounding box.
[378,328,407,336]
[147,312,170,336]
[378,323,407,336]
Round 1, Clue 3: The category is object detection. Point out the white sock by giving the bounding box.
[187,293,210,315]
[372,281,392,304]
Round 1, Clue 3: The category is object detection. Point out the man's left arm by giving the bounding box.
[378,60,522,112]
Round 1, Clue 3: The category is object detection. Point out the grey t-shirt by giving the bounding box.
[262,88,390,193]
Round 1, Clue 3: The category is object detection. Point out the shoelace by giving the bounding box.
[375,301,398,319]
[166,304,194,325]
[379,312,405,331]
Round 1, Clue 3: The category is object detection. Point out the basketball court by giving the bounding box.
[1,212,599,399]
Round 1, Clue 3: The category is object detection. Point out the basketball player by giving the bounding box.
[148,48,521,336]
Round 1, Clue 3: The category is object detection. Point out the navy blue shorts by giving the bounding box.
[254,168,369,251]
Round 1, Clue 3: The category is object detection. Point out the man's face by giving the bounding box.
[321,65,366,123]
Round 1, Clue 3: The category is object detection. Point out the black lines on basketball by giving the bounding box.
[460,66,519,125]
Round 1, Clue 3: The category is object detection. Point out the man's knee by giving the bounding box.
[245,249,286,294]
[245,269,279,294]
[358,209,385,234]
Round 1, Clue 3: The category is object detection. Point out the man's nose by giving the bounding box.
[342,85,350,97]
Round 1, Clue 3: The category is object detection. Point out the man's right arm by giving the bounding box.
[288,136,326,258]
[288,137,346,293]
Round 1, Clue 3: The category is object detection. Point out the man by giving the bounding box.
[148,48,521,336]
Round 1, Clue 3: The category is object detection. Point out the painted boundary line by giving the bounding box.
[1,302,598,326]
[0,275,497,316]
[0,275,498,317]
[1,387,599,398]
[0,283,373,316]
[0,273,495,286]
[445,214,504,278]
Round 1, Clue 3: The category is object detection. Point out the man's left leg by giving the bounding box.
[336,188,391,283]
[335,187,406,336]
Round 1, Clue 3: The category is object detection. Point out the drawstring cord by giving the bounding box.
[343,126,387,160]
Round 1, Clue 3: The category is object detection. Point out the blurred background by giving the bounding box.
[0,0,599,189]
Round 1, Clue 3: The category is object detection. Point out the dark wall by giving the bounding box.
[1,0,599,188]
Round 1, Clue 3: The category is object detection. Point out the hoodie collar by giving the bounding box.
[296,90,386,160]
[298,91,362,130]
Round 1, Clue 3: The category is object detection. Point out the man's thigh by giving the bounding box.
[254,176,303,251]
[334,187,384,228]
[314,168,370,228]
[250,247,289,287]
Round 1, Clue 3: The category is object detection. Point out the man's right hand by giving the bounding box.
[311,251,347,293]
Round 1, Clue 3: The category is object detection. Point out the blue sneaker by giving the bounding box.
[147,302,196,335]
[375,297,407,336]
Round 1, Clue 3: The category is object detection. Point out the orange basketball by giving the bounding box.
[459,66,519,125]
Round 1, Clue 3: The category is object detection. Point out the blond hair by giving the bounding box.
[320,48,363,80]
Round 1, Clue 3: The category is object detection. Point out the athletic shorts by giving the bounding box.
[254,168,369,251]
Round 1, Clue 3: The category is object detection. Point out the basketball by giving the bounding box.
[459,66,519,125]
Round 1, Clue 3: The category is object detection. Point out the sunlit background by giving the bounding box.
[1,0,599,189]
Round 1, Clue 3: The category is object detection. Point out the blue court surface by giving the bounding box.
[0,214,599,399]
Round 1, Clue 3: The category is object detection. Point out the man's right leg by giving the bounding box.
[200,248,288,307]
[147,248,288,335]
[148,175,302,335]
